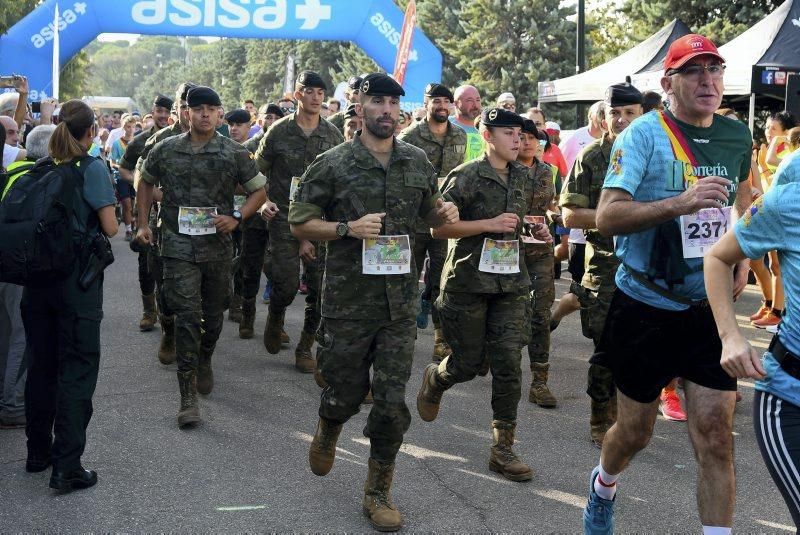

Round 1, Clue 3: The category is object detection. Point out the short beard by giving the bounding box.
[430,111,449,124]
[364,116,396,139]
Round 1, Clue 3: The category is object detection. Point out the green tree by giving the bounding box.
[0,0,38,35]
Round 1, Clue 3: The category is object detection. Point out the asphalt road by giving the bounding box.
[0,232,795,533]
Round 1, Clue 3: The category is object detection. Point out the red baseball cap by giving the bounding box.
[663,34,725,71]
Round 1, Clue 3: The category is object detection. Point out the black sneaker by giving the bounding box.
[49,467,98,492]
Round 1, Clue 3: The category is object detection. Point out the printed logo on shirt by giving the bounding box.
[743,195,764,227]
[611,148,623,174]
[692,138,710,144]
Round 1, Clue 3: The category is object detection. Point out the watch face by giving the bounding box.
[336,222,347,237]
[233,211,242,219]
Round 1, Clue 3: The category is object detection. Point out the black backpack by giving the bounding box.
[0,156,95,286]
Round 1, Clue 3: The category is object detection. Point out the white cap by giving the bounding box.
[544,121,561,132]
[497,92,515,103]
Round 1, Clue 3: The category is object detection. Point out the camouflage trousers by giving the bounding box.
[267,218,320,334]
[574,274,617,403]
[240,225,269,299]
[524,249,555,365]
[437,291,529,422]
[413,232,447,327]
[317,316,416,463]
[162,257,230,374]
[137,249,155,295]
[146,243,169,316]
[231,228,243,298]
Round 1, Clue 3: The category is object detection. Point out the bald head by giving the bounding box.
[454,85,482,122]
[0,93,18,117]
[0,116,20,147]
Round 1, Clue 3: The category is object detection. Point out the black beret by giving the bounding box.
[176,82,197,103]
[296,70,326,90]
[259,103,284,117]
[153,94,174,110]
[424,83,454,101]
[186,86,222,108]
[348,76,363,91]
[481,107,524,128]
[344,103,358,118]
[521,118,539,136]
[605,83,643,108]
[360,73,405,97]
[225,108,251,124]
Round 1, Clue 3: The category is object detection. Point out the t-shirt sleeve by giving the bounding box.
[733,185,787,260]
[111,140,123,163]
[288,157,331,225]
[603,125,649,196]
[82,159,117,211]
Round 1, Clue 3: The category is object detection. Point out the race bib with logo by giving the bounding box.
[479,238,520,273]
[178,206,218,235]
[680,206,730,258]
[362,235,411,275]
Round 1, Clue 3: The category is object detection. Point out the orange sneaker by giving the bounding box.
[752,311,781,329]
[660,389,687,421]
[749,305,770,322]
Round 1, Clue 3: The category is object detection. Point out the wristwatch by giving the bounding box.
[231,210,243,225]
[336,221,350,239]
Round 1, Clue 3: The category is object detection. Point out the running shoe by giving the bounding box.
[583,466,615,535]
[752,311,781,329]
[124,230,133,242]
[262,280,272,304]
[659,389,687,421]
[766,323,779,334]
[749,304,770,322]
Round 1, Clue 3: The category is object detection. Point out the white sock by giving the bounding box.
[702,527,731,535]
[593,464,618,500]
[125,224,132,232]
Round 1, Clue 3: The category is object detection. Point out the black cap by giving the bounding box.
[347,76,363,91]
[521,118,539,136]
[186,86,222,108]
[424,83,454,101]
[344,103,359,118]
[296,70,326,91]
[481,108,524,128]
[360,73,405,97]
[258,103,284,117]
[153,94,174,110]
[176,82,197,103]
[605,83,643,108]
[225,108,251,124]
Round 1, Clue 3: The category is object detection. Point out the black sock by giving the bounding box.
[765,300,773,308]
[772,308,783,316]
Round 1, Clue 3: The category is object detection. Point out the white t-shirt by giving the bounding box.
[568,228,587,245]
[559,126,598,173]
[2,144,21,169]
[105,127,125,152]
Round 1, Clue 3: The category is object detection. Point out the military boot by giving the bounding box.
[590,399,613,448]
[239,297,256,339]
[281,329,290,346]
[432,327,452,363]
[313,366,327,389]
[308,417,343,476]
[228,293,242,323]
[177,371,201,428]
[416,362,447,422]
[363,459,403,532]
[294,330,316,373]
[263,309,285,354]
[529,362,557,408]
[157,315,176,365]
[489,421,533,482]
[197,348,214,395]
[139,293,158,331]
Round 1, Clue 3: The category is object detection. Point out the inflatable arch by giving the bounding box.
[0,0,442,109]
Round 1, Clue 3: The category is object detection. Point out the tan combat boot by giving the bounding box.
[263,309,285,354]
[197,348,214,395]
[590,399,612,448]
[363,459,403,532]
[139,293,157,331]
[177,371,201,428]
[432,327,451,363]
[308,417,343,476]
[529,362,557,408]
[294,330,316,373]
[488,421,533,482]
[239,297,256,339]
[228,293,242,323]
[157,315,176,365]
[416,362,447,422]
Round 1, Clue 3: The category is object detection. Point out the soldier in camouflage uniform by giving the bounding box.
[342,104,362,142]
[255,71,344,373]
[397,83,466,363]
[289,74,458,532]
[417,108,552,483]
[136,86,267,428]
[327,75,362,134]
[119,93,173,334]
[559,83,642,447]
[517,119,559,408]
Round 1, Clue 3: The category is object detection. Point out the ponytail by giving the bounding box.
[49,99,95,162]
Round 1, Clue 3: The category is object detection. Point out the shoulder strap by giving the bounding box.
[64,156,100,240]
[623,263,696,306]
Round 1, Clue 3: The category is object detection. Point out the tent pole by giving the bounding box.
[748,93,755,134]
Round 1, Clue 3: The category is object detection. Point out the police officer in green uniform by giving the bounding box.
[289,73,458,532]
[119,94,173,334]
[416,108,552,482]
[327,75,362,134]
[517,119,559,408]
[397,83,466,362]
[136,86,266,428]
[560,82,642,447]
[256,71,344,373]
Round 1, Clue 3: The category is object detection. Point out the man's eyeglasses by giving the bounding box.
[667,64,726,80]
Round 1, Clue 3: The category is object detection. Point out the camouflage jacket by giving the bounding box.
[242,127,267,230]
[243,128,265,154]
[440,155,532,294]
[119,124,159,171]
[559,135,618,290]
[255,113,344,221]
[327,111,345,134]
[135,122,184,173]
[523,159,556,255]
[140,131,266,263]
[288,133,441,321]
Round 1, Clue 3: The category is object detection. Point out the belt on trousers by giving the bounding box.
[769,336,800,380]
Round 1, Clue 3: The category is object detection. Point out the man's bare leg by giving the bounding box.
[599,390,660,475]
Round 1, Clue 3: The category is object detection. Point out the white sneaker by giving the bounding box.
[766,324,779,334]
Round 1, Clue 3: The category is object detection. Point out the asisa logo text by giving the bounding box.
[30,3,87,49]
[370,12,418,62]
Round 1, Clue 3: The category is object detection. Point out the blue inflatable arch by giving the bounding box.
[0,0,442,109]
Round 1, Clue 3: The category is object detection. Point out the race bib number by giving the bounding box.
[289,176,301,202]
[680,206,731,258]
[479,238,520,274]
[521,216,546,244]
[178,206,218,235]
[233,195,246,212]
[362,235,411,275]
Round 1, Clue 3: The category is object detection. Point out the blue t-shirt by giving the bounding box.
[72,158,116,235]
[774,149,800,187]
[734,156,800,406]
[604,110,752,310]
